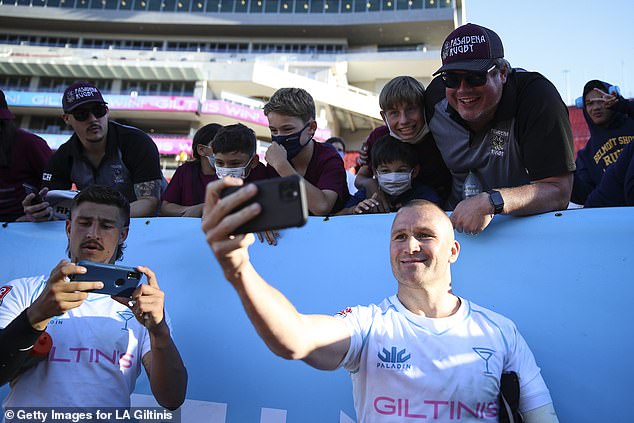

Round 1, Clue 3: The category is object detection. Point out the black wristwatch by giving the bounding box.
[487,190,504,215]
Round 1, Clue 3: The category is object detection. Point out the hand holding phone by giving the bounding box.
[70,260,142,298]
[23,183,44,205]
[220,175,308,235]
[27,260,104,330]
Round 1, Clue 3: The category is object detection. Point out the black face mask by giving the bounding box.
[271,122,312,160]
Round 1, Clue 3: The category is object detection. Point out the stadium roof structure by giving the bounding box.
[0,0,465,148]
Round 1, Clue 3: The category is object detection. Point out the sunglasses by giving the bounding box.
[70,104,108,121]
[441,65,496,89]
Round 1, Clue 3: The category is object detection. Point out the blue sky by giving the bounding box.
[466,0,634,104]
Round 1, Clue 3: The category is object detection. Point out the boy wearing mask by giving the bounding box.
[161,123,267,217]
[213,123,278,245]
[264,88,349,216]
[161,123,221,217]
[211,123,268,181]
[341,135,440,214]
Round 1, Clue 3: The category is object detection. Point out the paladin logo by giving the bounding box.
[48,315,64,325]
[377,346,412,370]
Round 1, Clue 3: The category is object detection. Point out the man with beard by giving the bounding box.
[23,82,164,221]
[1,185,187,411]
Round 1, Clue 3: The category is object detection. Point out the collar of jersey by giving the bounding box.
[387,294,470,335]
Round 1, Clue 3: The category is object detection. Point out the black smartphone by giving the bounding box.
[23,183,44,205]
[220,175,308,235]
[70,260,143,297]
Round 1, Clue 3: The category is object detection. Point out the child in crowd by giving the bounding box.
[572,81,634,205]
[163,123,268,218]
[263,88,349,215]
[211,123,268,181]
[354,76,450,211]
[161,123,221,217]
[326,136,357,195]
[214,123,277,245]
[340,134,440,214]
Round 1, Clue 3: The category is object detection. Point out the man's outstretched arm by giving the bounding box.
[450,173,573,234]
[201,178,351,370]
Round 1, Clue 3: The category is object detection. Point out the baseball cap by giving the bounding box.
[62,82,107,112]
[0,89,15,120]
[433,23,504,75]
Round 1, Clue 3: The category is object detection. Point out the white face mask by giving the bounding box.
[377,170,413,196]
[206,155,215,168]
[385,120,430,145]
[214,156,253,179]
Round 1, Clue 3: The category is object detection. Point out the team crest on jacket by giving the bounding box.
[0,285,12,306]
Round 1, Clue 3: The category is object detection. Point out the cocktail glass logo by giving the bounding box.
[117,310,136,330]
[472,347,495,375]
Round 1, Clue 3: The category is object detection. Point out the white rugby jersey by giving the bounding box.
[0,276,160,409]
[337,295,552,422]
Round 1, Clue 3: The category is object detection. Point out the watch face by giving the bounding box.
[488,190,504,214]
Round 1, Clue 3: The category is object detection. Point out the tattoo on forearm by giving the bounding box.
[134,179,162,200]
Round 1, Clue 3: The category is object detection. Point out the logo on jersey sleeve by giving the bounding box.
[0,285,12,306]
[336,307,353,317]
[377,346,412,370]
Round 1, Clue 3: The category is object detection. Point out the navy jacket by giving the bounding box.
[572,80,634,204]
[585,136,634,207]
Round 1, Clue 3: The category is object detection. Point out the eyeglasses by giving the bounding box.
[70,104,108,121]
[441,65,497,89]
[197,144,214,155]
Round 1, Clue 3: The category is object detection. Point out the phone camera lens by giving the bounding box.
[114,279,125,287]
[279,182,298,202]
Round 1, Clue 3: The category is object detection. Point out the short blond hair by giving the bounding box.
[263,88,316,123]
[379,76,426,111]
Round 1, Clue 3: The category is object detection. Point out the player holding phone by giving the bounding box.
[203,179,559,423]
[0,185,187,410]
